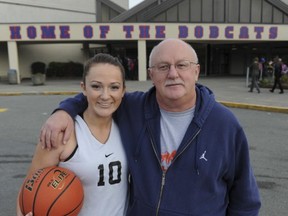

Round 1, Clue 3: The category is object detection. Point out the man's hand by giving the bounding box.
[40,110,74,150]
[17,211,33,216]
[17,212,32,216]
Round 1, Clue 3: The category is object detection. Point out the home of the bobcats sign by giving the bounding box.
[0,23,280,41]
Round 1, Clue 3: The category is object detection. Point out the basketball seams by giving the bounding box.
[19,179,26,214]
[32,166,56,215]
[47,175,80,216]
[20,166,83,216]
[64,191,84,216]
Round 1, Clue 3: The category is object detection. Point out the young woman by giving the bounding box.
[17,53,128,216]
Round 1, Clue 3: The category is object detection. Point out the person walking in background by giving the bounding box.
[249,57,261,93]
[270,57,284,94]
[282,60,288,75]
[258,57,265,80]
[17,53,129,216]
[39,38,261,216]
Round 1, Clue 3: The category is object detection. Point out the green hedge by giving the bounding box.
[259,74,288,89]
[31,62,46,74]
[46,61,83,78]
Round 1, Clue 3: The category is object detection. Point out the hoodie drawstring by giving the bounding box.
[195,136,200,175]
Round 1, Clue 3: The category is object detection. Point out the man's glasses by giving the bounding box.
[149,60,198,73]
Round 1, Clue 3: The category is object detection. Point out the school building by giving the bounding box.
[1,0,288,83]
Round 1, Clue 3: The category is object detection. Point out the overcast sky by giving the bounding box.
[129,0,144,8]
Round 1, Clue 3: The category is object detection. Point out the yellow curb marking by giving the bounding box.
[219,101,288,114]
[0,92,23,96]
[0,108,8,112]
[42,91,80,95]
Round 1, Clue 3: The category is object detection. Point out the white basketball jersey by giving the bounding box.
[59,115,128,216]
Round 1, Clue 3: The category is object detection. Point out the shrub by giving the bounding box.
[46,61,83,78]
[260,74,288,88]
[281,74,288,84]
[259,78,270,87]
[31,62,46,74]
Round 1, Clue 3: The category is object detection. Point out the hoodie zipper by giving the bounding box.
[156,171,166,216]
[148,126,201,216]
[172,129,201,164]
[149,135,166,216]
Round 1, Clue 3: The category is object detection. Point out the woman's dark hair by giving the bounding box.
[83,53,125,87]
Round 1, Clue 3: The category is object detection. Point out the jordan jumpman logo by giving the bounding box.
[199,151,208,161]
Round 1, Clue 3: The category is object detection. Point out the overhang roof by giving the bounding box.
[99,0,126,14]
[268,0,288,13]
[110,0,158,22]
[109,0,288,23]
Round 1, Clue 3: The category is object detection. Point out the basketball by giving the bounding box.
[19,166,84,216]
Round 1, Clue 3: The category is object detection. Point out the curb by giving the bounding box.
[219,101,288,114]
[0,91,287,114]
[0,108,8,112]
[0,91,81,96]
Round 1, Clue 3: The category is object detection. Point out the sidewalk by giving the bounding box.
[0,77,287,113]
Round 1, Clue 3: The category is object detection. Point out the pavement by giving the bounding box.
[0,76,287,113]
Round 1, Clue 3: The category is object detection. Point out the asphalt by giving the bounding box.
[0,76,287,113]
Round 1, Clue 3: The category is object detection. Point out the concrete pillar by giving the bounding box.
[7,41,20,84]
[137,40,147,81]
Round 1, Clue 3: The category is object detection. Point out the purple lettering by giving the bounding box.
[123,25,134,38]
[254,26,264,39]
[99,25,109,38]
[27,26,36,39]
[225,26,234,39]
[269,27,277,39]
[239,26,249,39]
[139,25,150,38]
[209,26,219,38]
[10,26,21,39]
[178,26,188,38]
[83,25,93,38]
[155,25,165,38]
[194,26,203,39]
[59,25,70,39]
[41,26,56,39]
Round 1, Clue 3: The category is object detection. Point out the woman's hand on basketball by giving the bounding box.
[40,110,74,150]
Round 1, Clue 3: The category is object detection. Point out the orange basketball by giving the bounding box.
[19,166,84,216]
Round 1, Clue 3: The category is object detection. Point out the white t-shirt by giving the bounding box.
[160,107,195,170]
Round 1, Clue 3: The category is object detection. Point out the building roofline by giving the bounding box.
[110,0,157,22]
[110,0,288,23]
[267,0,288,14]
[140,0,184,21]
[99,0,126,14]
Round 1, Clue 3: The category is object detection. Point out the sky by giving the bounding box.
[129,0,144,8]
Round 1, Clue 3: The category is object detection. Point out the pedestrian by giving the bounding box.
[270,57,284,94]
[249,57,261,93]
[40,38,261,216]
[17,53,128,216]
[259,57,268,79]
[281,60,288,74]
